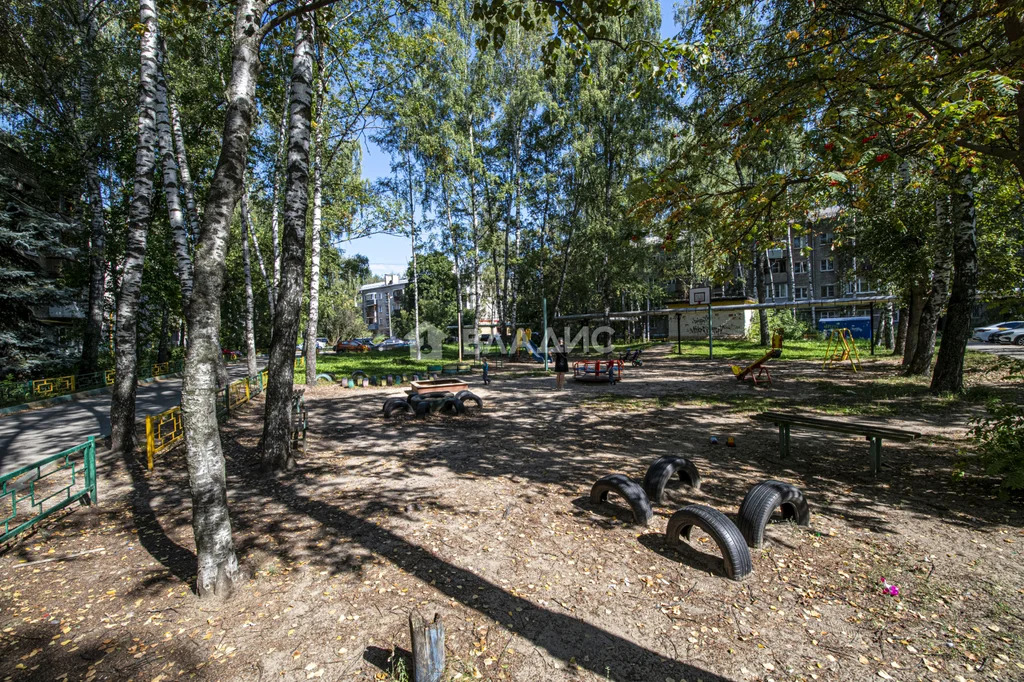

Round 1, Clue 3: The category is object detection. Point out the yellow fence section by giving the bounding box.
[294,357,306,372]
[105,369,115,385]
[32,375,75,398]
[145,405,184,469]
[227,378,250,410]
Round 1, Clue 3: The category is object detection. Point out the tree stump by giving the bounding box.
[408,611,444,682]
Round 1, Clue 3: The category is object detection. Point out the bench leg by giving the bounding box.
[869,437,882,475]
[778,424,790,459]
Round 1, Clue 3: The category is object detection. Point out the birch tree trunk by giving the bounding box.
[304,102,324,386]
[468,124,482,360]
[240,190,274,319]
[442,175,464,362]
[168,88,201,247]
[242,216,258,379]
[930,172,978,393]
[109,0,160,456]
[260,15,313,472]
[407,153,421,360]
[270,94,288,300]
[154,46,193,302]
[180,0,266,598]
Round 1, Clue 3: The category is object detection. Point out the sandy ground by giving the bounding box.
[1,345,1022,681]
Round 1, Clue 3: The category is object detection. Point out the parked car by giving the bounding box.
[334,339,370,352]
[972,321,1024,342]
[375,337,410,352]
[315,337,328,350]
[998,329,1024,346]
[222,348,241,360]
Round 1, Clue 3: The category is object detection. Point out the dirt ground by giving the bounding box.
[2,345,1023,681]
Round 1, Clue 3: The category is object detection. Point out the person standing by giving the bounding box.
[482,357,491,385]
[553,337,569,390]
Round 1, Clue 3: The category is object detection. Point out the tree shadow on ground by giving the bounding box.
[222,447,730,682]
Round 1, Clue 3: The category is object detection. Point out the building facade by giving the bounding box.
[359,275,407,337]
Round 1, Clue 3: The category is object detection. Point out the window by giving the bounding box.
[819,232,834,246]
[793,261,809,274]
[792,236,806,249]
[820,258,834,272]
[770,259,787,274]
[795,286,808,299]
[773,283,788,299]
[821,285,836,298]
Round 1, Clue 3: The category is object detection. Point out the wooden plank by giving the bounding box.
[753,412,919,440]
[409,611,445,682]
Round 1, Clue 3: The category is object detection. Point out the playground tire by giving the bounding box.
[455,390,483,408]
[383,399,412,419]
[737,481,810,548]
[665,504,752,581]
[643,456,702,504]
[589,474,653,526]
[413,399,432,417]
[440,397,466,415]
[315,372,334,383]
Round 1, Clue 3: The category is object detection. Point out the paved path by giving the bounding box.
[0,363,262,475]
[968,341,1024,360]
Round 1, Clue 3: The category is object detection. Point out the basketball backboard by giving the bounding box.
[689,286,711,305]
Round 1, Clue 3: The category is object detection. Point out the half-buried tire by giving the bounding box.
[589,474,653,526]
[643,456,702,504]
[383,398,412,418]
[455,390,483,408]
[440,397,466,415]
[665,504,752,581]
[737,480,810,548]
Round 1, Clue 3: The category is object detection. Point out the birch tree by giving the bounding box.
[109,0,160,456]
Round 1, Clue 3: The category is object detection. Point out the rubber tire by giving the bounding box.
[1016,336,1024,346]
[643,456,702,504]
[315,372,333,383]
[455,390,483,408]
[383,399,412,418]
[736,480,811,549]
[440,397,466,415]
[589,474,653,526]
[665,504,753,581]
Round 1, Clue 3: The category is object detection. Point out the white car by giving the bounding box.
[972,321,1024,342]
[998,329,1024,346]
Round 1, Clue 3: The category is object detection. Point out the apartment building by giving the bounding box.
[359,275,407,336]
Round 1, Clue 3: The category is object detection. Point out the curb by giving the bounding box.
[0,372,184,418]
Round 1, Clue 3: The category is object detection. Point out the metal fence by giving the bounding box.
[1,361,183,409]
[1,437,97,544]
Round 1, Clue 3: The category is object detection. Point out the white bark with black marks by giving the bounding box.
[181,0,267,599]
[261,15,313,472]
[270,94,288,301]
[168,89,201,247]
[242,217,258,379]
[304,102,324,385]
[240,190,274,320]
[110,0,160,456]
[154,43,193,303]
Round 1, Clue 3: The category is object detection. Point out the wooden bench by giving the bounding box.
[752,411,921,475]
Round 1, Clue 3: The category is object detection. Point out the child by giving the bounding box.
[482,357,491,385]
[554,338,569,390]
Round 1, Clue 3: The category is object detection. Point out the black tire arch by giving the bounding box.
[665,504,753,581]
[589,474,653,526]
[736,480,811,548]
[643,456,702,505]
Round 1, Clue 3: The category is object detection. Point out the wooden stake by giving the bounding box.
[409,610,445,682]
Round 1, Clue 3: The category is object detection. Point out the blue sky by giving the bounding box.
[349,0,679,276]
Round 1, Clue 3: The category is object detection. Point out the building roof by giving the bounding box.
[359,278,408,292]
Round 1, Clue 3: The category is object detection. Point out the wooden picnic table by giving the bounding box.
[752,411,921,475]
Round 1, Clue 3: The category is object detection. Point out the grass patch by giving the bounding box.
[670,338,842,362]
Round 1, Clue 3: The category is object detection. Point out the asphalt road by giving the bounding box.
[967,340,1024,360]
[0,362,261,475]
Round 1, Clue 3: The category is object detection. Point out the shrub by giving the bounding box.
[969,400,1024,493]
[746,309,815,343]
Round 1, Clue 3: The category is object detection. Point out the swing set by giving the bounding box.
[821,328,861,372]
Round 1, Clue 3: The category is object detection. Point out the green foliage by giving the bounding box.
[746,310,814,343]
[970,401,1024,493]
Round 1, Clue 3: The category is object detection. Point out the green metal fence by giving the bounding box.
[1,437,97,544]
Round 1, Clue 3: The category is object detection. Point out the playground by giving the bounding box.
[1,343,1023,681]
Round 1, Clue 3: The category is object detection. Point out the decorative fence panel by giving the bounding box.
[2,362,182,409]
[145,406,184,470]
[1,438,97,543]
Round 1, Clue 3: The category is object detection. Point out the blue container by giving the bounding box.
[818,316,872,339]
